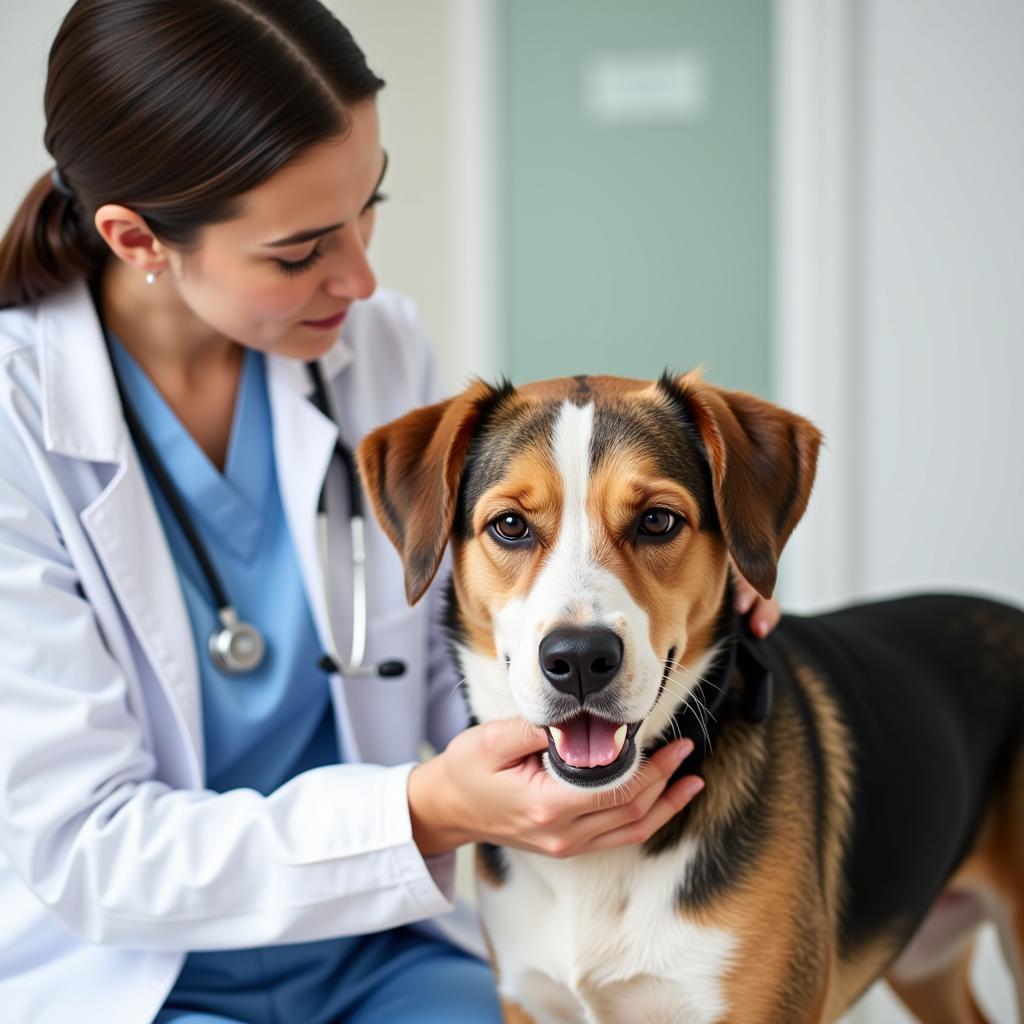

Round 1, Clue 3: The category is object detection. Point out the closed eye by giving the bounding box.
[273,194,388,277]
[275,246,325,276]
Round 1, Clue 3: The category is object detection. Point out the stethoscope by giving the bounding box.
[105,335,406,680]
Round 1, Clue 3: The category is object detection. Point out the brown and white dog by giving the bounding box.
[356,371,1024,1024]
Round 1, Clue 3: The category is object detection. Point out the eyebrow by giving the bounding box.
[261,150,389,248]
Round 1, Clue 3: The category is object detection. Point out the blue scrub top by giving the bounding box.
[107,333,339,793]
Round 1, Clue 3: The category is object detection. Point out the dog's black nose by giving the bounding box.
[539,627,624,701]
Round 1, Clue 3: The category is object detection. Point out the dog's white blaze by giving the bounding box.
[479,843,739,1023]
[494,401,668,743]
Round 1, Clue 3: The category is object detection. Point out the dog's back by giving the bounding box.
[772,593,1024,1009]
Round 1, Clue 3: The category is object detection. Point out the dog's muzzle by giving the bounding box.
[538,626,639,786]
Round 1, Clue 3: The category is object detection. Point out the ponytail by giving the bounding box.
[0,169,107,310]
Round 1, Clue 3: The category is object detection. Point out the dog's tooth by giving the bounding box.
[550,725,565,754]
[612,724,627,755]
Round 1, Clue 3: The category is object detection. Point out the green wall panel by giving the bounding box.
[498,0,773,396]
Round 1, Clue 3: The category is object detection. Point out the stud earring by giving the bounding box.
[145,271,157,286]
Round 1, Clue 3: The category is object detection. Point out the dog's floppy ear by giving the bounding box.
[356,380,499,605]
[668,371,823,599]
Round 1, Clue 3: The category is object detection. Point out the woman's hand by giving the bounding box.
[732,562,782,638]
[408,718,704,859]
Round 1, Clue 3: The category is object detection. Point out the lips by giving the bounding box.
[543,714,642,786]
[303,308,348,330]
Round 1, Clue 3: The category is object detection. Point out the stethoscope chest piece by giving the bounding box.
[209,607,266,675]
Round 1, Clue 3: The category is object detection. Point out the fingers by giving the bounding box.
[732,564,782,637]
[532,739,696,856]
[734,575,757,615]
[745,594,782,638]
[476,717,550,768]
[632,737,694,790]
[579,774,705,854]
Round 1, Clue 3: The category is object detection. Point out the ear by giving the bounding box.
[668,371,823,599]
[355,380,500,605]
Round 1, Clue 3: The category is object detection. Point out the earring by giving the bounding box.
[145,271,157,286]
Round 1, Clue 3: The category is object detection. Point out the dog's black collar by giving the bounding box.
[663,610,774,785]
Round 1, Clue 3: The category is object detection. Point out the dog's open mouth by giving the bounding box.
[543,715,642,786]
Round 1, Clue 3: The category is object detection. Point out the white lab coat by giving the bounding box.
[0,281,485,1024]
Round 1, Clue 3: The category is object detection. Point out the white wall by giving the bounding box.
[332,0,497,392]
[779,1,1023,1021]
[0,2,69,225]
[855,2,1022,1020]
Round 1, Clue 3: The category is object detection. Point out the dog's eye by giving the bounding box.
[637,508,682,540]
[490,513,531,543]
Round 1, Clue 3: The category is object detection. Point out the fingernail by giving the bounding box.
[753,619,766,637]
[676,739,694,760]
[686,777,705,797]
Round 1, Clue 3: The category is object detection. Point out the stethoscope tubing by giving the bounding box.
[103,330,403,679]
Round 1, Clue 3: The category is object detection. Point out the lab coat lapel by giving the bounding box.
[39,283,204,782]
[265,354,364,761]
[80,462,205,784]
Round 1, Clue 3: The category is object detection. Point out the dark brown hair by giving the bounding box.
[0,0,385,309]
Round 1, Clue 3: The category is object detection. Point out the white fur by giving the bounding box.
[478,843,738,1024]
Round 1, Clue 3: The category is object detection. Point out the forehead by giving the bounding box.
[202,101,383,246]
[456,375,717,533]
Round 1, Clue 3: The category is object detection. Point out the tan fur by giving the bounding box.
[711,666,840,1022]
[451,441,566,659]
[585,449,728,659]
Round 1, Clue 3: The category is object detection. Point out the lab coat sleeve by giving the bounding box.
[0,416,457,950]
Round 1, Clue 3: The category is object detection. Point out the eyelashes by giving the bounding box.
[275,247,325,277]
[273,192,389,277]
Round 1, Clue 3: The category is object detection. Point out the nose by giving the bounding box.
[325,229,376,301]
[539,627,624,702]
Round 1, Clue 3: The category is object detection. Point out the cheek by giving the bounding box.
[178,252,317,337]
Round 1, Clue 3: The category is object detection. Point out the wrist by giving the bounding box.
[408,754,469,857]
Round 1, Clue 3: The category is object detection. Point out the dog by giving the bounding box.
[356,371,1024,1023]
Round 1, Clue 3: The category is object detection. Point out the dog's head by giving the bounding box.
[357,372,821,790]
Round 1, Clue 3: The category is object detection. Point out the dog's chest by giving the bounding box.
[479,844,738,1024]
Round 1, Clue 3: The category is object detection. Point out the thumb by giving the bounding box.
[480,717,550,767]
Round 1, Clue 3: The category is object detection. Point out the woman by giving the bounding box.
[0,2,779,1021]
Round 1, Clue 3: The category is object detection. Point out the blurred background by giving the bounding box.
[2,1,1021,1020]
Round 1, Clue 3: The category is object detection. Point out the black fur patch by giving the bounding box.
[673,754,776,911]
[478,842,509,886]
[440,575,475,719]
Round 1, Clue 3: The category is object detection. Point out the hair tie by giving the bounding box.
[50,167,77,201]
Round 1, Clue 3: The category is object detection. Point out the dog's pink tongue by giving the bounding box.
[555,715,622,768]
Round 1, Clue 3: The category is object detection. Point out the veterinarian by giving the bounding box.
[0,2,780,1022]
